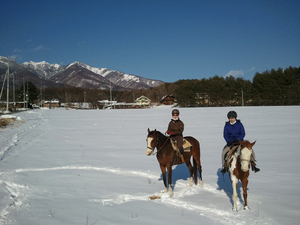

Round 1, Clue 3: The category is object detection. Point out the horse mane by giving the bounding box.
[240,140,253,149]
[231,145,240,155]
[156,130,168,141]
[148,130,168,141]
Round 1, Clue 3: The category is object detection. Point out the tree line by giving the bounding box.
[180,67,300,106]
[2,66,299,108]
[174,66,300,106]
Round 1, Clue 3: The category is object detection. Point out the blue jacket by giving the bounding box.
[223,120,245,144]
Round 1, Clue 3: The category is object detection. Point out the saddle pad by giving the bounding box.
[225,145,240,161]
[170,138,192,152]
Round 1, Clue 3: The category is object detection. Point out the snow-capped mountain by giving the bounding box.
[0,56,164,90]
[22,61,65,79]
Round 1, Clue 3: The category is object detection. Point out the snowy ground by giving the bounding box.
[0,105,299,225]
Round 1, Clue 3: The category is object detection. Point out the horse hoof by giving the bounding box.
[232,208,238,212]
[199,180,203,187]
[244,206,250,210]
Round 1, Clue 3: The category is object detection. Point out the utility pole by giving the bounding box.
[6,64,9,112]
[23,77,26,108]
[241,88,244,106]
[110,82,113,109]
[0,62,17,112]
[26,80,29,108]
[13,70,15,110]
[0,62,9,102]
[40,85,43,107]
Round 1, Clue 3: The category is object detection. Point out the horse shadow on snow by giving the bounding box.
[157,164,197,189]
[217,169,248,207]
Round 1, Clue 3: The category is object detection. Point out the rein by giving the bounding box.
[152,136,170,155]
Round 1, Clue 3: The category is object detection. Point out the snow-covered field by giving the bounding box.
[0,105,299,225]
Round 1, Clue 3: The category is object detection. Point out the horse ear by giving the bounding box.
[238,139,243,145]
[251,140,256,147]
[148,128,150,133]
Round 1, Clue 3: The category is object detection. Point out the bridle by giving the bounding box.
[147,133,170,155]
[147,135,158,153]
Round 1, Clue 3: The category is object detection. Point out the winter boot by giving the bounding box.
[251,161,260,173]
[220,161,228,174]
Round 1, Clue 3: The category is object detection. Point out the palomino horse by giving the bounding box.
[146,129,203,197]
[228,139,256,211]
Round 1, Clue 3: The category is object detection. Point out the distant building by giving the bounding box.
[160,94,175,105]
[135,95,151,107]
[43,99,60,108]
[98,100,118,109]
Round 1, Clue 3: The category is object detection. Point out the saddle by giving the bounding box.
[170,138,192,152]
[224,145,240,162]
[170,138,191,165]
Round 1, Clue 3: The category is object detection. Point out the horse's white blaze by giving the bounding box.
[240,147,252,172]
[146,137,154,155]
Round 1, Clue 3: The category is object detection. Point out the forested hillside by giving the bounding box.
[9,66,299,107]
[174,66,300,106]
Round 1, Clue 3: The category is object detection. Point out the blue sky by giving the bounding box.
[1,0,299,82]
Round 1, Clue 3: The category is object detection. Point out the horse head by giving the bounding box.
[238,140,256,172]
[146,128,158,156]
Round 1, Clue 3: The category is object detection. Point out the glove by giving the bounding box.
[166,130,174,135]
[227,141,233,146]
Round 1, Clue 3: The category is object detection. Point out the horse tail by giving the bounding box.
[193,157,198,185]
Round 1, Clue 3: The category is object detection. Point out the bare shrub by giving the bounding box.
[0,118,16,127]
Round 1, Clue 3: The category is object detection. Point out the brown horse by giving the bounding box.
[228,139,256,211]
[146,128,203,197]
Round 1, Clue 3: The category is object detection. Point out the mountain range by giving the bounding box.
[0,56,164,90]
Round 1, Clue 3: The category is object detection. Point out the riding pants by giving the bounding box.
[173,135,183,149]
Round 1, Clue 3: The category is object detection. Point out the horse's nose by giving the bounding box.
[241,163,250,172]
[241,167,248,172]
[146,149,153,156]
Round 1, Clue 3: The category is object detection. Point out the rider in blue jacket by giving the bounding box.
[223,118,245,145]
[220,111,260,173]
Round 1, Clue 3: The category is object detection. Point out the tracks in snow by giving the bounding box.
[1,165,245,224]
[0,110,49,161]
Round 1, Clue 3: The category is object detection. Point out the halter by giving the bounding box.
[240,158,250,162]
[147,134,170,155]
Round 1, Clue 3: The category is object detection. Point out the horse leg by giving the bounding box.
[193,157,203,187]
[167,165,173,197]
[185,157,194,186]
[160,165,168,193]
[242,177,250,210]
[189,139,203,187]
[231,177,239,211]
